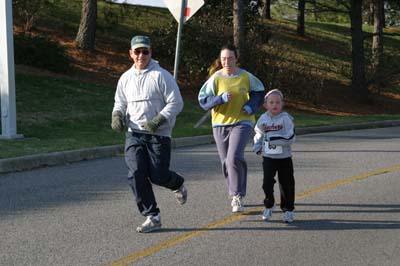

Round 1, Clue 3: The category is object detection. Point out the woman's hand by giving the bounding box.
[222,92,233,103]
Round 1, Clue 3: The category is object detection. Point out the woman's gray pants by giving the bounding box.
[213,124,253,197]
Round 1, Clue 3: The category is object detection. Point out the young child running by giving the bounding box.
[253,89,296,223]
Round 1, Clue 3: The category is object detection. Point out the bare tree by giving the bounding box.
[380,0,385,28]
[290,0,369,99]
[350,0,368,101]
[260,0,272,19]
[297,0,306,36]
[310,0,319,21]
[368,1,374,25]
[371,0,384,86]
[233,0,246,64]
[75,0,97,51]
[13,0,48,33]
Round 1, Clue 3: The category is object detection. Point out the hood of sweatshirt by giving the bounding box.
[132,59,159,75]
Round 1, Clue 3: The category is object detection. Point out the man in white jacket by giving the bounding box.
[111,35,187,233]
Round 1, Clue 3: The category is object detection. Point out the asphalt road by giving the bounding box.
[1,127,399,266]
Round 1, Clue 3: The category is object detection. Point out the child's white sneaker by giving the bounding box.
[262,207,273,221]
[283,211,294,223]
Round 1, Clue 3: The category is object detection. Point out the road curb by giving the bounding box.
[295,119,400,135]
[0,135,215,174]
[1,120,400,174]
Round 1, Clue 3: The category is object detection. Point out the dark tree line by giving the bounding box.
[19,0,394,101]
[268,0,388,101]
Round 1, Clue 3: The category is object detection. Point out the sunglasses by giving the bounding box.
[133,49,150,55]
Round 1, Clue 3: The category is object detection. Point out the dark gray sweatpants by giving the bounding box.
[125,132,184,217]
[213,124,253,197]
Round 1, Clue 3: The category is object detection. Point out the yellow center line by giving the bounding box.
[109,164,400,266]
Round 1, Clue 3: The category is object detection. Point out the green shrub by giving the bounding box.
[14,34,70,73]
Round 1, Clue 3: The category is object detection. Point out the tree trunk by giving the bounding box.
[311,0,319,21]
[372,0,384,88]
[350,0,368,101]
[380,0,385,28]
[75,0,97,51]
[297,0,305,36]
[260,0,271,19]
[233,0,246,65]
[368,2,374,25]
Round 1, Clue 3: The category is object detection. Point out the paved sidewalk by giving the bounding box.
[1,120,400,174]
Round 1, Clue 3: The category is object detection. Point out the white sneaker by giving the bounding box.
[136,214,161,233]
[231,195,244,213]
[262,207,273,221]
[283,211,294,223]
[174,184,187,205]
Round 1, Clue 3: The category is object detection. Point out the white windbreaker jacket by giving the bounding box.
[113,59,183,137]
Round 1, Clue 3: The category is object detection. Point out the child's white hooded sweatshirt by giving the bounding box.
[253,111,295,159]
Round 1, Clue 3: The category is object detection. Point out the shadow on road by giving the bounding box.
[156,202,400,233]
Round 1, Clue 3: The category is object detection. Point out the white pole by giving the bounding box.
[0,0,23,139]
[173,0,187,80]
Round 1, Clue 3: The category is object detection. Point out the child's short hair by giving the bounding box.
[265,89,284,101]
